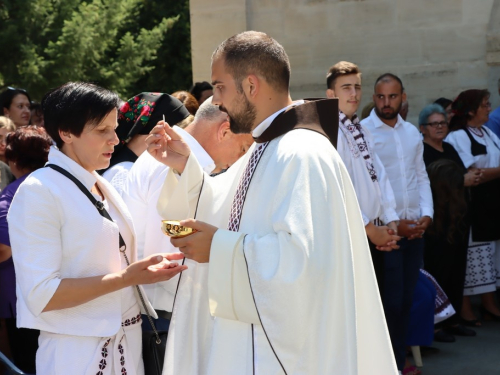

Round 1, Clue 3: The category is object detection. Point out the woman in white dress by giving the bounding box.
[445,89,500,326]
[8,82,187,375]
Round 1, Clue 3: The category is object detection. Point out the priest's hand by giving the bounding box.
[365,222,400,251]
[170,219,217,263]
[146,121,191,173]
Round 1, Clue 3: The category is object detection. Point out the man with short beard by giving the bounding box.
[361,73,433,374]
[147,32,397,374]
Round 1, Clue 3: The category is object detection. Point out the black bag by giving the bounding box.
[142,330,168,375]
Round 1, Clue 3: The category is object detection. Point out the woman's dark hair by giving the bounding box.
[5,125,52,172]
[0,88,32,112]
[449,89,490,131]
[426,159,467,244]
[189,81,213,102]
[42,82,120,148]
[434,97,452,110]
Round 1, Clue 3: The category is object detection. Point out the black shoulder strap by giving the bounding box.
[46,164,126,251]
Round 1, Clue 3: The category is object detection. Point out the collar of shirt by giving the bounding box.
[47,146,97,192]
[368,108,404,129]
[252,100,305,138]
[173,125,215,174]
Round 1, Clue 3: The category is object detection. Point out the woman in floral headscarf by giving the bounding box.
[445,89,500,326]
[101,92,189,194]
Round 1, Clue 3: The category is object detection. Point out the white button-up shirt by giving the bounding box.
[361,110,433,220]
[122,126,215,312]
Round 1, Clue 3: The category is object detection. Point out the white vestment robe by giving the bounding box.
[158,110,397,374]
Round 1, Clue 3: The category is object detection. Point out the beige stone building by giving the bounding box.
[190,0,500,124]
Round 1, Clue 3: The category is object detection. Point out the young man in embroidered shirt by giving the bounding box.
[326,61,400,299]
[361,73,433,373]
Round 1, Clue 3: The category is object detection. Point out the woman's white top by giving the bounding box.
[8,146,155,337]
[445,127,500,169]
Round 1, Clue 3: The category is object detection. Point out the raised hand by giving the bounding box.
[121,253,188,286]
[145,120,191,173]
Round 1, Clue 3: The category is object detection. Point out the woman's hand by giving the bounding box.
[145,121,191,173]
[121,253,187,287]
[43,253,187,312]
[464,168,481,187]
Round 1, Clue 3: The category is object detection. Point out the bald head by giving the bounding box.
[186,96,254,173]
[193,96,227,124]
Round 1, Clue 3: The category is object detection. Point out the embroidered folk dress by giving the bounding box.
[8,147,155,375]
[157,100,397,375]
[446,128,500,295]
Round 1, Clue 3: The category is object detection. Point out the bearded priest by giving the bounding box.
[146,31,397,375]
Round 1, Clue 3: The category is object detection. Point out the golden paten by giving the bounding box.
[161,220,196,238]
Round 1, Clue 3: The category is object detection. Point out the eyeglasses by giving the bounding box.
[425,121,448,128]
[480,102,492,109]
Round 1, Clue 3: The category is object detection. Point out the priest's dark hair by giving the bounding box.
[326,61,361,89]
[212,31,291,93]
[374,73,405,93]
[42,82,120,149]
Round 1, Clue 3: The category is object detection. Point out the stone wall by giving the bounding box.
[190,0,500,125]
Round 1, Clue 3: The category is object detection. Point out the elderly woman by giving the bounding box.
[0,87,31,127]
[8,82,187,374]
[0,126,52,373]
[419,104,479,340]
[420,104,479,185]
[445,89,500,326]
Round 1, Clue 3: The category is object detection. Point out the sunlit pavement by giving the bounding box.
[415,297,500,375]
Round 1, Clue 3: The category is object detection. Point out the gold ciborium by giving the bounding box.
[161,220,196,238]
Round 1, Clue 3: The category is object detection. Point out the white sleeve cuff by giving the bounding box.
[156,153,204,219]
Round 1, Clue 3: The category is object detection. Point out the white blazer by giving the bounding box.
[8,147,156,337]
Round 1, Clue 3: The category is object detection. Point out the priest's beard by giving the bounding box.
[220,93,257,134]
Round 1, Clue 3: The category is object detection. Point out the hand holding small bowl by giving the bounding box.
[161,220,197,238]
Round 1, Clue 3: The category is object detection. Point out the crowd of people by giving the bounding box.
[0,30,499,375]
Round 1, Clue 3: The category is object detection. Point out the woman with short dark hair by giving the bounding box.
[8,82,187,374]
[445,89,500,325]
[0,88,31,127]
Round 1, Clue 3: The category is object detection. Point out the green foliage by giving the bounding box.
[130,0,192,95]
[0,0,191,101]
